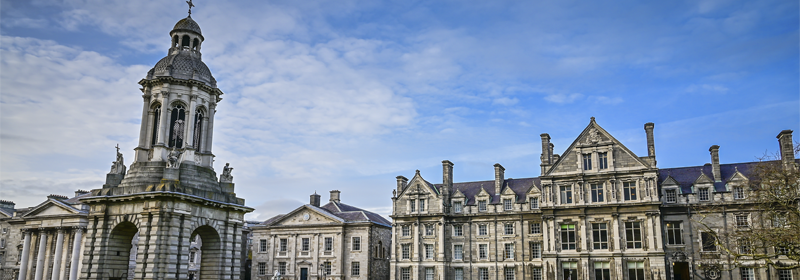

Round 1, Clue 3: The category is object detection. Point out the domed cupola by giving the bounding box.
[145,16,216,87]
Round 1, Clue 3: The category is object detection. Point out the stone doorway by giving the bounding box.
[673,262,690,280]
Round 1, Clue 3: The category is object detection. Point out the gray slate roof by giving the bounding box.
[434,177,540,205]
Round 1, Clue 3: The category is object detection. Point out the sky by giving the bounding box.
[1,0,798,221]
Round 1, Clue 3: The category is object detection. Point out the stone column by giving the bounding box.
[144,110,156,149]
[138,93,152,147]
[204,102,216,154]
[34,230,49,280]
[611,214,621,252]
[157,89,171,146]
[50,229,65,280]
[17,231,32,280]
[199,116,209,153]
[68,228,83,280]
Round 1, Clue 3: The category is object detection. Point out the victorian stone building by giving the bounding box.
[250,191,392,280]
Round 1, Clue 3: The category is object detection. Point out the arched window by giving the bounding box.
[150,104,161,146]
[173,35,179,48]
[193,110,203,150]
[192,38,200,50]
[182,35,190,48]
[168,104,186,148]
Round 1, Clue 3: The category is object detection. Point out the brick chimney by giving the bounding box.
[494,163,505,195]
[310,192,321,207]
[709,145,721,182]
[396,176,408,194]
[540,133,552,174]
[777,130,795,170]
[644,122,656,158]
[330,190,341,203]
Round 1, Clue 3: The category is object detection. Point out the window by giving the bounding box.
[479,268,489,280]
[665,189,677,203]
[776,245,790,255]
[561,224,576,250]
[701,232,717,251]
[504,199,513,210]
[189,251,196,263]
[739,239,753,254]
[531,267,542,280]
[530,243,541,259]
[419,199,425,212]
[665,222,683,245]
[598,152,608,169]
[736,215,749,228]
[323,262,332,275]
[560,186,573,204]
[583,153,592,170]
[479,244,488,259]
[351,262,360,277]
[402,225,411,236]
[299,238,309,251]
[504,267,515,280]
[324,237,333,251]
[698,188,710,201]
[425,244,434,259]
[504,243,515,259]
[778,270,793,280]
[425,224,435,236]
[530,197,539,209]
[453,201,463,213]
[402,244,411,259]
[453,244,463,260]
[478,224,488,236]
[774,215,788,228]
[595,262,611,280]
[259,239,267,252]
[401,268,411,280]
[425,267,434,280]
[591,183,604,202]
[454,268,464,280]
[733,186,745,199]
[625,222,643,249]
[279,238,288,252]
[624,181,637,200]
[628,261,645,280]
[478,200,487,212]
[530,222,541,234]
[563,262,577,280]
[352,237,360,251]
[410,200,416,212]
[453,224,463,236]
[592,223,608,249]
[257,262,266,275]
[167,104,186,148]
[504,223,514,235]
[277,262,288,275]
[741,267,755,280]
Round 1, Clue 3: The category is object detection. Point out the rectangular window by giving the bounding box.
[478,200,487,212]
[531,268,542,280]
[504,267,515,280]
[778,270,793,280]
[733,186,745,199]
[624,181,637,200]
[478,224,488,236]
[530,222,541,234]
[324,237,333,251]
[698,188,710,201]
[563,262,577,280]
[280,238,288,252]
[560,186,573,204]
[777,245,790,255]
[665,222,684,245]
[260,239,267,252]
[479,244,488,259]
[425,267,434,280]
[410,200,416,212]
[592,223,608,249]
[561,224,576,250]
[701,231,717,251]
[583,153,592,170]
[419,199,425,212]
[530,197,539,209]
[454,244,463,260]
[594,262,611,280]
[189,251,196,263]
[591,183,604,202]
[351,262,360,276]
[453,224,463,236]
[302,238,310,251]
[628,261,645,280]
[665,189,677,203]
[425,244,434,259]
[324,262,332,275]
[598,152,608,169]
[479,268,489,280]
[453,201,463,213]
[454,268,464,280]
[504,243,514,259]
[504,223,514,235]
[402,244,411,259]
[402,225,411,236]
[739,239,752,254]
[352,237,360,251]
[741,267,755,280]
[401,268,411,280]
[258,262,267,275]
[625,222,643,249]
[736,215,749,228]
[279,262,287,275]
[530,243,541,259]
[504,199,513,210]
[425,224,434,236]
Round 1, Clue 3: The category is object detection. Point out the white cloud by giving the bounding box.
[544,93,584,104]
[492,97,519,106]
[686,84,729,94]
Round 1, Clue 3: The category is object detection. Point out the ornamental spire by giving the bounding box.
[186,0,195,17]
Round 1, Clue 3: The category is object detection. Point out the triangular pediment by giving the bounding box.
[727,170,748,183]
[694,173,713,185]
[476,187,490,198]
[662,176,679,187]
[501,186,516,196]
[269,205,344,227]
[452,189,466,198]
[526,184,541,195]
[399,171,438,198]
[22,199,81,218]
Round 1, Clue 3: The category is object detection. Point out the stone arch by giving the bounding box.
[168,103,187,148]
[149,102,162,146]
[190,225,222,279]
[182,35,191,48]
[103,221,138,280]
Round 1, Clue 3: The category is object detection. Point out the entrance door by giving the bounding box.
[673,262,690,280]
[300,267,308,280]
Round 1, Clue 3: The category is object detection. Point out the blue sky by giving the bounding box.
[1,0,798,220]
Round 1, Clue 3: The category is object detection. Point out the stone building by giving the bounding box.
[250,191,392,280]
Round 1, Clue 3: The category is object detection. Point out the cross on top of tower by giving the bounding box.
[186,0,195,17]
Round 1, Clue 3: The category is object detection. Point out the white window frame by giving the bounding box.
[351,262,360,276]
[530,242,541,259]
[453,224,463,236]
[665,189,677,203]
[733,186,745,199]
[503,198,513,210]
[402,225,411,237]
[478,200,487,212]
[401,244,411,259]
[479,244,488,260]
[698,187,710,201]
[530,197,539,209]
[425,244,434,259]
[352,236,360,251]
[504,243,514,260]
[453,244,463,260]
[504,223,514,235]
[259,239,267,252]
[453,201,463,213]
[530,222,541,234]
[741,267,755,280]
[257,262,267,276]
[478,224,488,236]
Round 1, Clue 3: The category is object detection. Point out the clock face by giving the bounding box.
[303,213,310,220]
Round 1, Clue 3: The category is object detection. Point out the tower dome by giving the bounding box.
[144,16,215,87]
[172,16,203,35]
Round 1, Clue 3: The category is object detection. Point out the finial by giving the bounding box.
[590,116,596,122]
[186,0,195,17]
[115,143,120,153]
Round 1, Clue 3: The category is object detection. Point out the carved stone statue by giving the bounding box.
[271,270,281,280]
[172,119,185,145]
[166,148,183,169]
[109,144,126,175]
[220,163,233,182]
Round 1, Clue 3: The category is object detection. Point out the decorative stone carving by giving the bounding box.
[272,270,281,280]
[166,148,184,169]
[194,154,201,165]
[109,144,126,175]
[220,163,233,182]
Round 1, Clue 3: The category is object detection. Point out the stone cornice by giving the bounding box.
[79,191,253,213]
[138,77,224,98]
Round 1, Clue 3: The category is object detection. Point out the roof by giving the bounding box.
[172,17,202,35]
[658,161,775,194]
[148,50,217,87]
[438,177,540,205]
[320,201,391,227]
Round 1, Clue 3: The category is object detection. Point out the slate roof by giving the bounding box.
[435,177,540,205]
[320,201,391,227]
[658,159,799,194]
[173,17,203,35]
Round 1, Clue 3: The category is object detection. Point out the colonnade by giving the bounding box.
[17,227,84,280]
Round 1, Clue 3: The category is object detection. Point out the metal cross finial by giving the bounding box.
[186,0,195,17]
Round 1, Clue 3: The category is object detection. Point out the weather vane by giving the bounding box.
[186,0,195,17]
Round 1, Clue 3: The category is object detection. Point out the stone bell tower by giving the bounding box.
[80,6,252,280]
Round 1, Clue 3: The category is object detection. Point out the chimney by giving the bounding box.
[74,190,89,197]
[777,130,795,170]
[644,122,656,158]
[329,190,341,203]
[0,200,15,211]
[540,133,552,174]
[310,192,321,207]
[48,194,68,200]
[709,145,721,182]
[494,163,505,195]
[396,176,409,194]
[442,160,454,192]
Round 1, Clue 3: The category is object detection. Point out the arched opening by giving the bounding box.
[190,225,221,279]
[182,35,191,48]
[168,104,186,148]
[192,38,200,51]
[104,221,138,280]
[193,110,203,149]
[173,35,179,48]
[150,104,161,146]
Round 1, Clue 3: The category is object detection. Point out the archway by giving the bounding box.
[190,225,221,279]
[105,221,138,280]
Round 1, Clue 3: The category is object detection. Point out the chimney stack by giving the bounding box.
[709,145,721,182]
[396,176,408,194]
[74,190,89,197]
[330,190,341,203]
[777,130,795,170]
[540,133,552,174]
[310,192,321,207]
[494,163,505,195]
[0,200,15,211]
[644,122,656,158]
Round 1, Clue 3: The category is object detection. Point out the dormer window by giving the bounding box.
[453,201,463,213]
[583,154,592,170]
[665,189,677,203]
[733,186,745,200]
[503,199,513,211]
[698,188,710,201]
[598,152,608,169]
[478,200,487,212]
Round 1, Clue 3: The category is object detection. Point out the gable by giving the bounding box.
[662,176,679,187]
[546,119,650,175]
[25,203,77,217]
[452,189,465,198]
[400,174,438,198]
[272,206,342,226]
[694,173,713,185]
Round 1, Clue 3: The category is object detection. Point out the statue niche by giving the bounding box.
[168,104,186,148]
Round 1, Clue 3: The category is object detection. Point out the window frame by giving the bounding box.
[598,152,608,169]
[592,223,608,249]
[503,198,513,210]
[595,261,611,280]
[279,238,288,252]
[665,222,684,245]
[424,244,434,259]
[560,224,576,250]
[530,222,541,234]
[698,187,710,201]
[425,224,435,236]
[560,186,573,204]
[665,189,677,203]
[453,244,463,260]
[736,215,749,228]
[279,262,287,275]
[410,200,416,212]
[583,153,592,170]
[733,186,745,199]
[701,231,718,252]
[478,224,488,236]
[741,267,755,280]
[402,225,411,237]
[530,242,541,259]
[401,244,411,259]
[504,267,515,280]
[478,200,487,212]
[627,261,645,280]
[351,262,360,277]
[591,183,604,202]
[504,243,515,260]
[624,181,637,201]
[324,237,333,251]
[479,244,488,260]
[259,239,267,252]
[302,237,310,251]
[530,197,539,209]
[351,236,360,251]
[504,223,514,235]
[257,262,267,276]
[625,221,643,249]
[453,201,463,213]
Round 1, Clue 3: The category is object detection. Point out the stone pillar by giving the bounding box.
[157,89,171,146]
[138,94,152,148]
[204,102,216,154]
[17,231,32,280]
[144,110,156,149]
[68,228,83,280]
[51,229,65,280]
[34,231,48,280]
[611,214,620,251]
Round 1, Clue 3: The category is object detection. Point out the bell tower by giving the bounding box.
[80,6,252,280]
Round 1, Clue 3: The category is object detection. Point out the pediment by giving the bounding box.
[270,205,343,227]
[546,119,650,175]
[399,171,438,198]
[694,173,713,185]
[662,176,679,187]
[22,199,81,218]
[526,185,541,195]
[476,187,490,198]
[727,170,748,183]
[452,189,466,198]
[501,186,516,196]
